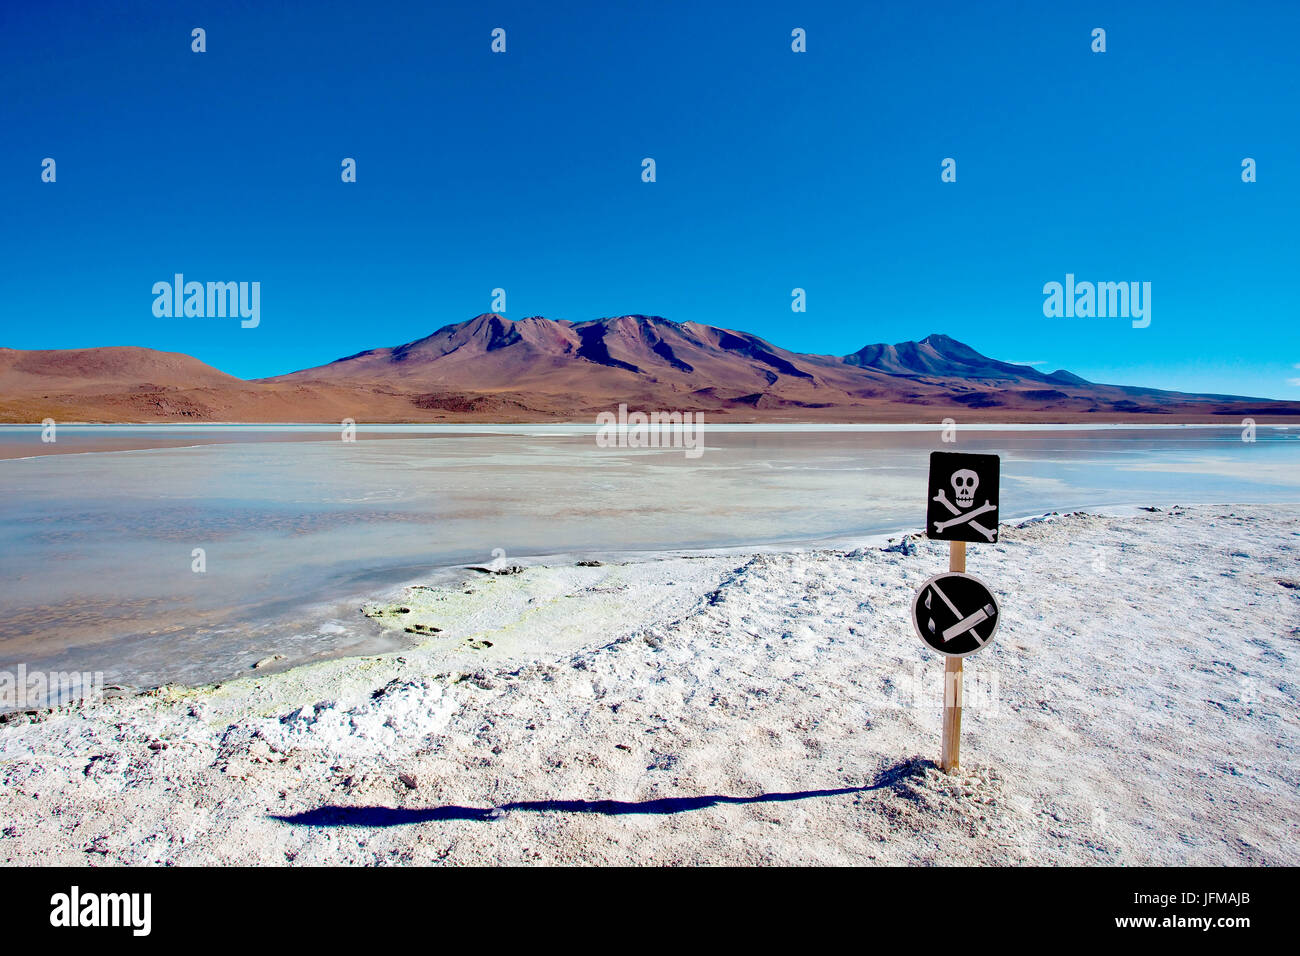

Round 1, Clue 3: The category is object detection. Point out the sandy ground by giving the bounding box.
[1,505,1297,865]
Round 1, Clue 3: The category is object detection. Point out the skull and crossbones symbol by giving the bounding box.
[932,469,996,541]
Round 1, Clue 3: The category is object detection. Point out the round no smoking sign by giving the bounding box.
[911,571,1001,657]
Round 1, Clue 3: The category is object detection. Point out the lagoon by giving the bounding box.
[1,423,1297,697]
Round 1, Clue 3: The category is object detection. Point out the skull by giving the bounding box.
[951,469,978,508]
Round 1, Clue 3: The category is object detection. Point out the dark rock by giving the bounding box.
[883,536,918,556]
[468,564,525,575]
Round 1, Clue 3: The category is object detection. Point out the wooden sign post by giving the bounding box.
[942,541,965,773]
[912,452,1002,775]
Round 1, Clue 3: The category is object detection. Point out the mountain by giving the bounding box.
[3,315,1298,423]
[846,333,1082,386]
[264,314,842,402]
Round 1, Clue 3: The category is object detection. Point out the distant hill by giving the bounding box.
[3,315,1298,423]
[0,345,241,390]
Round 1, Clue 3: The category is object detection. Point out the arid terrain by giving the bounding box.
[4,314,1298,423]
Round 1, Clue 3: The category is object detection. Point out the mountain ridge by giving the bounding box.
[3,314,1297,423]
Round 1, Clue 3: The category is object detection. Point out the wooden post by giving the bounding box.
[941,541,965,774]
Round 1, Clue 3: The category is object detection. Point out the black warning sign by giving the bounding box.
[926,452,1000,543]
[911,571,1001,657]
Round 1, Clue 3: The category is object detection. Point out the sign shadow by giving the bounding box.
[270,756,933,828]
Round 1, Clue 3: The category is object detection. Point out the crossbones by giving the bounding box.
[932,488,996,541]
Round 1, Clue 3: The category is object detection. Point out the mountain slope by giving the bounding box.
[0,346,242,392]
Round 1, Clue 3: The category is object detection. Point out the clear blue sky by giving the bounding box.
[2,0,1297,396]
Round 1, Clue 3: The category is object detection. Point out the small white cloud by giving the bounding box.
[1288,377,1300,388]
[1013,360,1046,367]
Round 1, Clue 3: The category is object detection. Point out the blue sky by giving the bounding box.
[2,0,1297,396]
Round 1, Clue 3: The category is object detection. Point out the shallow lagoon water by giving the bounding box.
[1,423,1297,697]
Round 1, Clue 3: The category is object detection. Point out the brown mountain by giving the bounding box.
[3,315,1298,423]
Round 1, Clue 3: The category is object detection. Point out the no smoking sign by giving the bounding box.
[911,571,1001,657]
